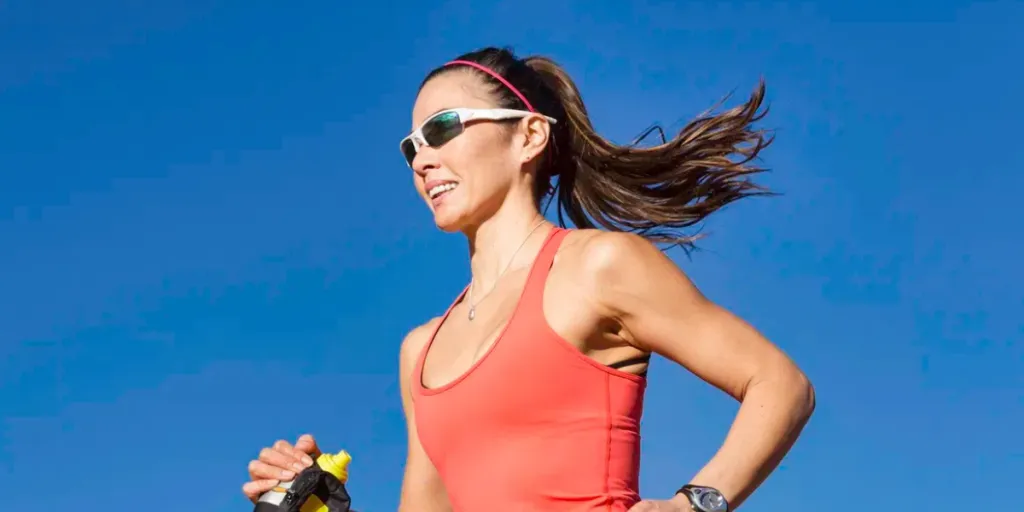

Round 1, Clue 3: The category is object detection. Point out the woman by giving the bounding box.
[242,47,814,512]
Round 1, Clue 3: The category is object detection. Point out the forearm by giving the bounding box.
[675,373,815,510]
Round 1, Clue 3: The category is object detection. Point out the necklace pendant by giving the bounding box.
[468,307,476,321]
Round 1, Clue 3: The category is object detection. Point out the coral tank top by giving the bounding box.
[411,227,646,511]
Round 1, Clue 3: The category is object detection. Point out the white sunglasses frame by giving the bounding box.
[399,107,558,167]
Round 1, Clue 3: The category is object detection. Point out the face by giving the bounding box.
[406,71,543,232]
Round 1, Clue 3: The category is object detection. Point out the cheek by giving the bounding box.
[447,130,515,175]
[436,135,485,177]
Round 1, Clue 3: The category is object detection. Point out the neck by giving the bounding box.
[464,197,550,294]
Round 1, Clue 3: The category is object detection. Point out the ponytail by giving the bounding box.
[424,47,774,249]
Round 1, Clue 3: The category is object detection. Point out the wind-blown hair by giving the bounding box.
[423,47,774,250]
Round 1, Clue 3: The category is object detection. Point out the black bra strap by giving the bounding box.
[607,353,652,377]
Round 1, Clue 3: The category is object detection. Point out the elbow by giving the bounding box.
[791,370,815,421]
[756,365,815,421]
[745,362,816,421]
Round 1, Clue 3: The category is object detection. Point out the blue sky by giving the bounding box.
[1,1,1021,510]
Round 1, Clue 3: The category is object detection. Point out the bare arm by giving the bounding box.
[583,232,815,510]
[398,322,453,512]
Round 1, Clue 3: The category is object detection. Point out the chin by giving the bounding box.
[431,203,479,234]
[432,214,468,233]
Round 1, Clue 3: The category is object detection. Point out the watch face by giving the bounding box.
[697,490,727,512]
[689,487,728,512]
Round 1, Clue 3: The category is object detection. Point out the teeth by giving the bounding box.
[428,182,458,199]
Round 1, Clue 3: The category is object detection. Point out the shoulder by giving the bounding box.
[399,317,442,374]
[559,229,672,286]
[557,229,694,319]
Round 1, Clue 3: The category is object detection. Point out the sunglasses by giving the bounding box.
[399,108,558,167]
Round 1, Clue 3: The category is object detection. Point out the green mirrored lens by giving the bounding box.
[421,111,464,147]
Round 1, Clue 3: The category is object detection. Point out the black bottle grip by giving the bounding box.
[251,464,353,512]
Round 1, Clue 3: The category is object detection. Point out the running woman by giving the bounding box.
[242,47,815,512]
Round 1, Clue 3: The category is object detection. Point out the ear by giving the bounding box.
[516,115,552,165]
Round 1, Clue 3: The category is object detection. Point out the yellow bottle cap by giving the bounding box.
[316,450,352,483]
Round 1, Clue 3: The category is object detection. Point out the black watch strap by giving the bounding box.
[675,485,697,511]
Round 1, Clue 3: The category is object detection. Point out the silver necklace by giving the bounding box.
[466,218,546,321]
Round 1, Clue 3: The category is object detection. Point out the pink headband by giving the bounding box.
[444,60,538,113]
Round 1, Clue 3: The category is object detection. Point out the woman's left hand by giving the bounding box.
[627,498,691,511]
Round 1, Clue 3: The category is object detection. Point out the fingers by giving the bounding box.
[249,458,297,481]
[273,439,316,468]
[294,434,321,458]
[243,436,320,502]
[242,478,280,502]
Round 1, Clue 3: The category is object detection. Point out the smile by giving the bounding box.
[428,182,458,199]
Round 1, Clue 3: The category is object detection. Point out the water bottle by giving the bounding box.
[254,450,354,512]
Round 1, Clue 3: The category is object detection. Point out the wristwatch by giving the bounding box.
[676,484,729,512]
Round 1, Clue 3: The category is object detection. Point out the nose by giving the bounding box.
[411,145,441,176]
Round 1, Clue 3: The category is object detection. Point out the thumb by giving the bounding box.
[295,434,322,457]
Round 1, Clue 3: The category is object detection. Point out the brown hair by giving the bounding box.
[422,47,774,250]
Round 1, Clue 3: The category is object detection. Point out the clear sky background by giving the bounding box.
[1,1,1021,510]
